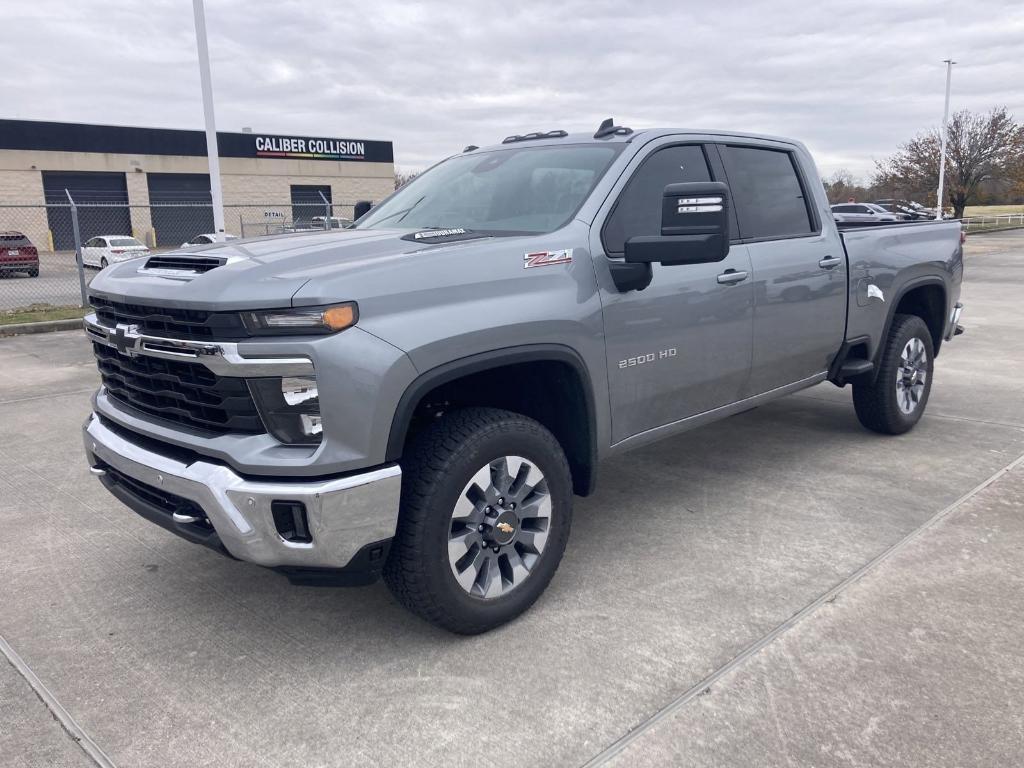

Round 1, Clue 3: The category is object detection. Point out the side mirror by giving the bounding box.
[353,200,373,219]
[624,182,730,267]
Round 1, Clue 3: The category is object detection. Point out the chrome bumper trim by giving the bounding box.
[83,314,314,377]
[83,414,401,569]
[945,302,964,341]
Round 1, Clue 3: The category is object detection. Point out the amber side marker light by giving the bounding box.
[323,304,357,331]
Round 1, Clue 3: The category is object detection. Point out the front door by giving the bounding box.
[595,142,754,444]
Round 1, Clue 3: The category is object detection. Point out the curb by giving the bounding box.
[0,318,84,337]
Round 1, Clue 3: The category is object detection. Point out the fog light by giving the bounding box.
[249,376,323,445]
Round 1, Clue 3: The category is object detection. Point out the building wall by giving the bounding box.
[0,149,395,250]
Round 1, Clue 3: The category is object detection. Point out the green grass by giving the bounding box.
[0,304,88,326]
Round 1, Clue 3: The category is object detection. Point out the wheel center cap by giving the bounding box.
[490,511,518,545]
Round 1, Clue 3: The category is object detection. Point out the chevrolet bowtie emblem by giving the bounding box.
[496,522,515,534]
[110,323,140,356]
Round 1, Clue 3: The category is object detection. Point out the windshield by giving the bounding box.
[110,238,144,247]
[356,144,621,235]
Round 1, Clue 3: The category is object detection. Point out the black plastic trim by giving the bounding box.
[871,277,948,381]
[827,334,872,387]
[274,539,392,587]
[384,344,598,488]
[99,471,231,557]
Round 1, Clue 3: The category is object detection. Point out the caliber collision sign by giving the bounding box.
[254,135,370,161]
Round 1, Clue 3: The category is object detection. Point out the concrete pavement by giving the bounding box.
[1,231,1022,767]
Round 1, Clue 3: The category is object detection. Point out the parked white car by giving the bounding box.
[180,233,239,247]
[82,236,151,269]
[830,203,902,223]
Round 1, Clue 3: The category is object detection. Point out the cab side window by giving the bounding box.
[720,146,814,239]
[603,144,712,255]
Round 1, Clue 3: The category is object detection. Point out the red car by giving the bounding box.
[0,231,39,277]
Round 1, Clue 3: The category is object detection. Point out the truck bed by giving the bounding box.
[838,219,964,360]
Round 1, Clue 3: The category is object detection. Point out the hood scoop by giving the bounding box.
[138,254,234,279]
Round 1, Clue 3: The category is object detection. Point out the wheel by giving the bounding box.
[384,407,573,634]
[853,314,934,434]
[28,268,39,278]
[100,257,108,268]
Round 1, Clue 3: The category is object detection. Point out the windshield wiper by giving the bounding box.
[358,195,425,228]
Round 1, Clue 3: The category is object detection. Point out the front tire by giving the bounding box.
[384,407,573,634]
[853,314,934,434]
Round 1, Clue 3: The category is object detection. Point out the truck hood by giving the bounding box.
[86,228,492,310]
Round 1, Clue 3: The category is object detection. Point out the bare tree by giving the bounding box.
[874,107,1024,218]
[822,169,875,204]
[394,169,420,190]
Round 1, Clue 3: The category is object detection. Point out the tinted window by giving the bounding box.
[721,146,813,239]
[0,233,30,247]
[603,145,712,254]
[832,205,852,213]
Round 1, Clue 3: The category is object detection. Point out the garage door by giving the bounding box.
[291,185,332,226]
[43,171,131,250]
[147,173,213,247]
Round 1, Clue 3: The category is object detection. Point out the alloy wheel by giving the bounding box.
[896,337,928,414]
[447,455,552,599]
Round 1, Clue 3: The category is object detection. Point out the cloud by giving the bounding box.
[5,0,1023,181]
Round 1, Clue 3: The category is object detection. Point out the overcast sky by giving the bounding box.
[6,0,1023,180]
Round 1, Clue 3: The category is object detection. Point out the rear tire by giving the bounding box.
[28,268,39,278]
[100,257,108,269]
[384,407,573,634]
[853,314,934,434]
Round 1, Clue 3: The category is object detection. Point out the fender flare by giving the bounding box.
[872,276,948,378]
[384,344,598,480]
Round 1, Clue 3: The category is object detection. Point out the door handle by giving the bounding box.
[717,269,749,285]
[818,256,843,269]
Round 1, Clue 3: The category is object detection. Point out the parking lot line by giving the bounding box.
[581,449,1024,767]
[0,635,117,768]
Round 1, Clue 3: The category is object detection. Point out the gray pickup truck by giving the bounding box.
[82,120,964,633]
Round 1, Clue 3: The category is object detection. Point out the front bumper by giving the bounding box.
[83,413,401,576]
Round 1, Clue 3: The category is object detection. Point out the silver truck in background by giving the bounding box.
[82,119,964,633]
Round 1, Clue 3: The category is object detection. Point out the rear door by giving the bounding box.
[716,143,846,395]
[595,140,754,442]
[82,237,102,266]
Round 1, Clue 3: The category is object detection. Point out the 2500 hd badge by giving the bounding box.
[619,348,678,368]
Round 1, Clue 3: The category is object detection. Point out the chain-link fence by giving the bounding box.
[0,195,364,315]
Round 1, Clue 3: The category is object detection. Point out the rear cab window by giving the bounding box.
[719,145,816,240]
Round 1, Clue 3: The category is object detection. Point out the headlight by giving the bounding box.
[249,376,322,445]
[241,303,357,335]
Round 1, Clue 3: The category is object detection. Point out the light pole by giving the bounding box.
[192,0,226,242]
[935,59,955,220]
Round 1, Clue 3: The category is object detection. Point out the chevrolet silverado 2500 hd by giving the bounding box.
[82,120,964,634]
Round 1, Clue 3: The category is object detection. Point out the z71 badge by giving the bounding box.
[524,249,573,269]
